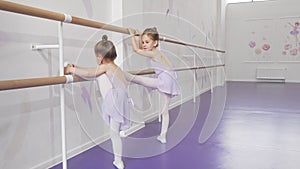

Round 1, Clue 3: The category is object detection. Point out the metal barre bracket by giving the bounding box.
[31,44,59,50]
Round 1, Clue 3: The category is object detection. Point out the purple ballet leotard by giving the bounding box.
[290,28,299,35]
[101,65,130,130]
[150,59,179,97]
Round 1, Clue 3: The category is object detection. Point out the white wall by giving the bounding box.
[0,0,113,169]
[0,0,225,168]
[225,0,300,82]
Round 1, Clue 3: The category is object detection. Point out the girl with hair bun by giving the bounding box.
[126,27,179,144]
[65,35,129,169]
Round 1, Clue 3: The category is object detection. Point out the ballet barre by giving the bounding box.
[0,64,224,91]
[0,2,225,168]
[0,1,225,53]
[131,64,225,75]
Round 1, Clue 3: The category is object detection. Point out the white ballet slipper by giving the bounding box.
[113,160,124,169]
[157,135,166,144]
[119,131,126,137]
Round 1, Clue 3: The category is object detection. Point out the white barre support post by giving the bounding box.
[31,44,59,50]
[158,93,161,122]
[210,53,214,94]
[218,53,225,87]
[58,22,68,169]
[183,54,197,103]
[193,54,196,103]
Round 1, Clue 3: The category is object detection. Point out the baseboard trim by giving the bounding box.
[120,123,145,137]
[226,79,300,83]
[32,134,110,169]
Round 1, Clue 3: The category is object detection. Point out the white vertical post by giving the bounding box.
[58,22,68,169]
[217,0,226,87]
[158,93,161,122]
[210,52,214,94]
[193,54,196,103]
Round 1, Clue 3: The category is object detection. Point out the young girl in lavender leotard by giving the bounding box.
[126,27,179,144]
[65,35,129,169]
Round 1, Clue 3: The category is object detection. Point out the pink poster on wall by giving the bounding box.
[279,17,300,61]
[245,19,274,61]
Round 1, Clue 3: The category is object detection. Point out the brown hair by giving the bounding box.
[94,35,117,60]
[142,27,159,47]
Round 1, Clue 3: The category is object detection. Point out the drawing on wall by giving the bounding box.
[82,0,93,18]
[165,0,179,20]
[165,0,173,16]
[168,0,180,17]
[280,18,300,59]
[246,19,273,61]
[248,33,271,58]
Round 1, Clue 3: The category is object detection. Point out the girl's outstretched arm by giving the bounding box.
[128,28,155,59]
[71,64,100,73]
[65,64,107,79]
[288,22,294,28]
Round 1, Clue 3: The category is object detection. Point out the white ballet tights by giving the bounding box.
[125,72,159,89]
[110,119,124,169]
[124,72,171,143]
[157,93,170,143]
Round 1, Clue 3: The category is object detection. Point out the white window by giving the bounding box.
[226,0,270,3]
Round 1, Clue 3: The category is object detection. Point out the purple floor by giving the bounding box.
[51,82,300,169]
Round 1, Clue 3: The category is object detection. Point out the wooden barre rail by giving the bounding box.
[0,1,225,53]
[0,64,224,91]
[131,64,225,75]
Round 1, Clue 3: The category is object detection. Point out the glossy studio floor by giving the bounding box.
[51,82,300,169]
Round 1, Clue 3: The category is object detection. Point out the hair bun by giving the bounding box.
[102,35,108,41]
[153,27,157,31]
